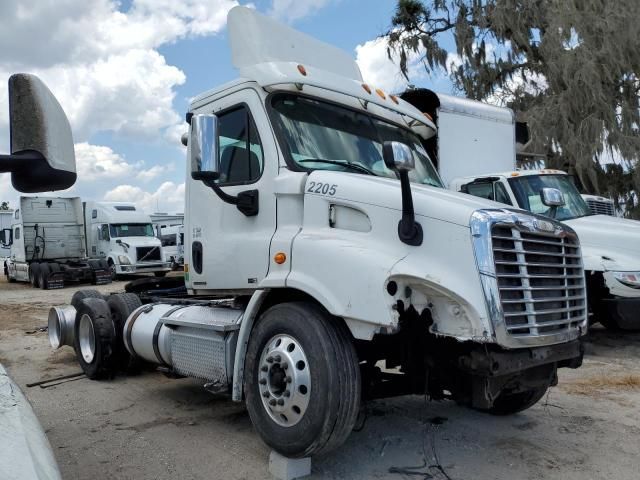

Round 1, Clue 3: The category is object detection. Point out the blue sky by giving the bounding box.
[0,0,456,213]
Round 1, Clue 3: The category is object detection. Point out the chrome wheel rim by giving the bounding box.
[78,314,96,363]
[258,334,311,427]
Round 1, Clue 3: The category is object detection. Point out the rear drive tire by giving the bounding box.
[71,289,105,310]
[73,298,117,379]
[39,263,51,289]
[483,387,548,415]
[244,302,361,458]
[106,293,143,372]
[30,263,41,288]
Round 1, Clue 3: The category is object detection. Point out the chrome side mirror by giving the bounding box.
[0,74,77,192]
[541,187,565,207]
[382,141,415,172]
[189,114,220,181]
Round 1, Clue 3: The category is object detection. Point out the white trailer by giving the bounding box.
[1,197,111,288]
[46,7,585,460]
[398,89,640,331]
[83,201,171,279]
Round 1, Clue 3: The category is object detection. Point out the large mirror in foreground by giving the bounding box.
[0,73,77,192]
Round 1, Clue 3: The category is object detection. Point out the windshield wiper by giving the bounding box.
[299,158,377,176]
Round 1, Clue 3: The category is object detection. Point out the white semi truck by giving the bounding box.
[84,201,171,279]
[1,196,111,288]
[46,7,586,459]
[157,224,184,269]
[398,88,640,331]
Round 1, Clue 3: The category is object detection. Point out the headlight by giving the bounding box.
[118,255,131,265]
[613,272,640,289]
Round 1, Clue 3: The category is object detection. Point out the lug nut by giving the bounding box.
[286,376,292,383]
[269,399,277,406]
[262,391,269,398]
[282,363,288,370]
[267,356,274,363]
[261,365,268,372]
[259,379,267,385]
[284,390,290,397]
[277,399,285,406]
[274,355,281,362]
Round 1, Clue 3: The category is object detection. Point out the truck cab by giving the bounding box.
[84,201,171,278]
[47,6,586,459]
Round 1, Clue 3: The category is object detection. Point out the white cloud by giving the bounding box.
[136,165,168,182]
[269,0,332,22]
[75,142,137,181]
[104,181,185,214]
[355,36,426,93]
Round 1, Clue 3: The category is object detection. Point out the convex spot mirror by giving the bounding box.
[541,187,565,207]
[382,141,415,172]
[189,114,220,182]
[0,74,77,192]
[0,228,12,247]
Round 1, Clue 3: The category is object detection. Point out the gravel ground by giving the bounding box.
[1,275,639,480]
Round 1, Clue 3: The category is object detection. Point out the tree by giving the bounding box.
[387,0,640,216]
[0,201,9,210]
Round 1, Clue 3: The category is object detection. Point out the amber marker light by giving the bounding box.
[389,95,399,104]
[375,88,386,99]
[297,64,307,76]
[362,84,372,94]
[510,172,520,177]
[274,252,287,264]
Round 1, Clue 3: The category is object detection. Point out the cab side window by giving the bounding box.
[494,182,512,205]
[217,106,263,184]
[99,224,109,241]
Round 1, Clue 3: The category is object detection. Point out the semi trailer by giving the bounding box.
[84,201,171,279]
[1,196,111,288]
[399,88,640,331]
[47,6,586,459]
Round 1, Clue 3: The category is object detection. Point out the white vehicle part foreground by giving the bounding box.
[0,364,62,480]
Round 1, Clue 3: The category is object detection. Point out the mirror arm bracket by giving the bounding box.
[398,170,423,246]
[204,179,259,217]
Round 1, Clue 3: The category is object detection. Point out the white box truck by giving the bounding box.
[399,88,640,331]
[157,224,184,269]
[1,196,111,288]
[83,201,171,279]
[45,7,586,459]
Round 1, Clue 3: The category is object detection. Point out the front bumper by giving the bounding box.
[458,339,584,377]
[119,263,171,274]
[601,297,640,330]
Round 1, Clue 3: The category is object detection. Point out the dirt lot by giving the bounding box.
[1,275,640,480]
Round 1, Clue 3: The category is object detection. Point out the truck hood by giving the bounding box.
[115,237,161,248]
[564,215,640,271]
[310,171,513,227]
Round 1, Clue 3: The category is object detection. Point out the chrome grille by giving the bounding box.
[491,225,586,338]
[136,246,161,262]
[586,199,615,216]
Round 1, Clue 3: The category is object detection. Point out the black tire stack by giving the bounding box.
[71,290,143,379]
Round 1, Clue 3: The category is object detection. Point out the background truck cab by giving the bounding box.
[397,88,640,331]
[83,201,170,278]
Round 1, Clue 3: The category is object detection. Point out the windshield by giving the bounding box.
[109,223,155,238]
[270,94,443,187]
[508,174,591,221]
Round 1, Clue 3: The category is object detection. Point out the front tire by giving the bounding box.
[39,263,51,289]
[244,302,360,458]
[483,387,548,415]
